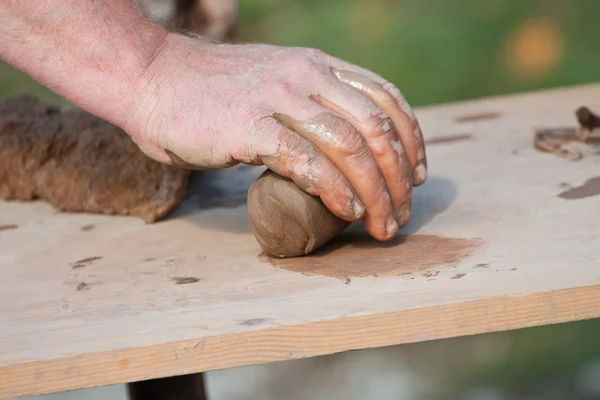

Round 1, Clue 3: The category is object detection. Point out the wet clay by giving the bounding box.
[247,169,350,258]
[558,176,600,200]
[70,256,103,269]
[533,106,600,161]
[455,111,500,123]
[268,232,482,279]
[425,134,474,146]
[172,277,201,285]
[0,96,190,223]
[533,127,583,161]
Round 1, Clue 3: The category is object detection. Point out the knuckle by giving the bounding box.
[382,81,402,100]
[304,47,328,61]
[332,121,366,154]
[266,80,295,99]
[338,130,367,156]
[365,114,395,138]
[281,48,326,74]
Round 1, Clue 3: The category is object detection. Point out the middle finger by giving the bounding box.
[273,105,398,241]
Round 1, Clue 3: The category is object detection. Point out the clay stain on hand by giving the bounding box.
[451,273,467,279]
[0,224,18,231]
[558,177,600,200]
[268,233,483,279]
[80,224,95,231]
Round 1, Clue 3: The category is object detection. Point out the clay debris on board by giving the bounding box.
[0,95,190,222]
[533,106,600,160]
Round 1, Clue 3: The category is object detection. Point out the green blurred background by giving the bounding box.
[3,0,600,107]
[2,1,600,399]
[234,0,600,107]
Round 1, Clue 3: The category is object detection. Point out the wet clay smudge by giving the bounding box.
[425,134,474,146]
[423,270,440,278]
[76,282,89,291]
[474,263,489,268]
[240,318,266,326]
[0,224,18,231]
[268,233,483,279]
[451,273,467,279]
[455,111,500,123]
[80,224,95,231]
[558,177,600,200]
[71,256,102,269]
[172,277,201,285]
[533,106,600,161]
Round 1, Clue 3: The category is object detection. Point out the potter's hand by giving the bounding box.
[128,34,427,241]
[0,0,425,241]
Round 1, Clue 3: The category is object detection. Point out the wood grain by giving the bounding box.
[1,83,600,399]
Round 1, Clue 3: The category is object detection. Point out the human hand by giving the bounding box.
[125,33,427,241]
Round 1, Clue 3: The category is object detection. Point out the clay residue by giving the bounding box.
[423,270,440,278]
[80,224,95,231]
[247,170,349,258]
[425,134,474,146]
[70,256,102,269]
[451,273,467,279]
[533,106,600,161]
[533,127,583,161]
[240,318,266,326]
[172,277,201,285]
[268,233,483,279]
[0,224,18,231]
[558,176,600,200]
[0,95,190,223]
[455,111,500,123]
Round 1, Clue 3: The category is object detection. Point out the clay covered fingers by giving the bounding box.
[126,36,426,241]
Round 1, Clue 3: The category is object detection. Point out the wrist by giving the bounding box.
[121,31,216,136]
[0,1,169,129]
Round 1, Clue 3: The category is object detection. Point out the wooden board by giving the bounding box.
[2,84,600,399]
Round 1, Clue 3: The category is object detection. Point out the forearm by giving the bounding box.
[0,0,167,126]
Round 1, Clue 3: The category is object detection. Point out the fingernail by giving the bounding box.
[413,163,427,185]
[396,201,412,228]
[386,217,399,238]
[352,197,365,218]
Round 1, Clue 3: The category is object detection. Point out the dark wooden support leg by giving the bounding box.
[127,372,207,400]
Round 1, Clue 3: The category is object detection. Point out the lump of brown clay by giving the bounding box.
[0,95,190,223]
[247,169,350,258]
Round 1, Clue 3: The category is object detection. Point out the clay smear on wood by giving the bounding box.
[0,95,190,222]
[268,233,483,279]
[533,106,600,161]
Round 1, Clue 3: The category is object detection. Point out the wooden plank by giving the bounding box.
[1,83,600,398]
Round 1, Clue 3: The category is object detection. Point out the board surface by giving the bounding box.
[1,84,600,398]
